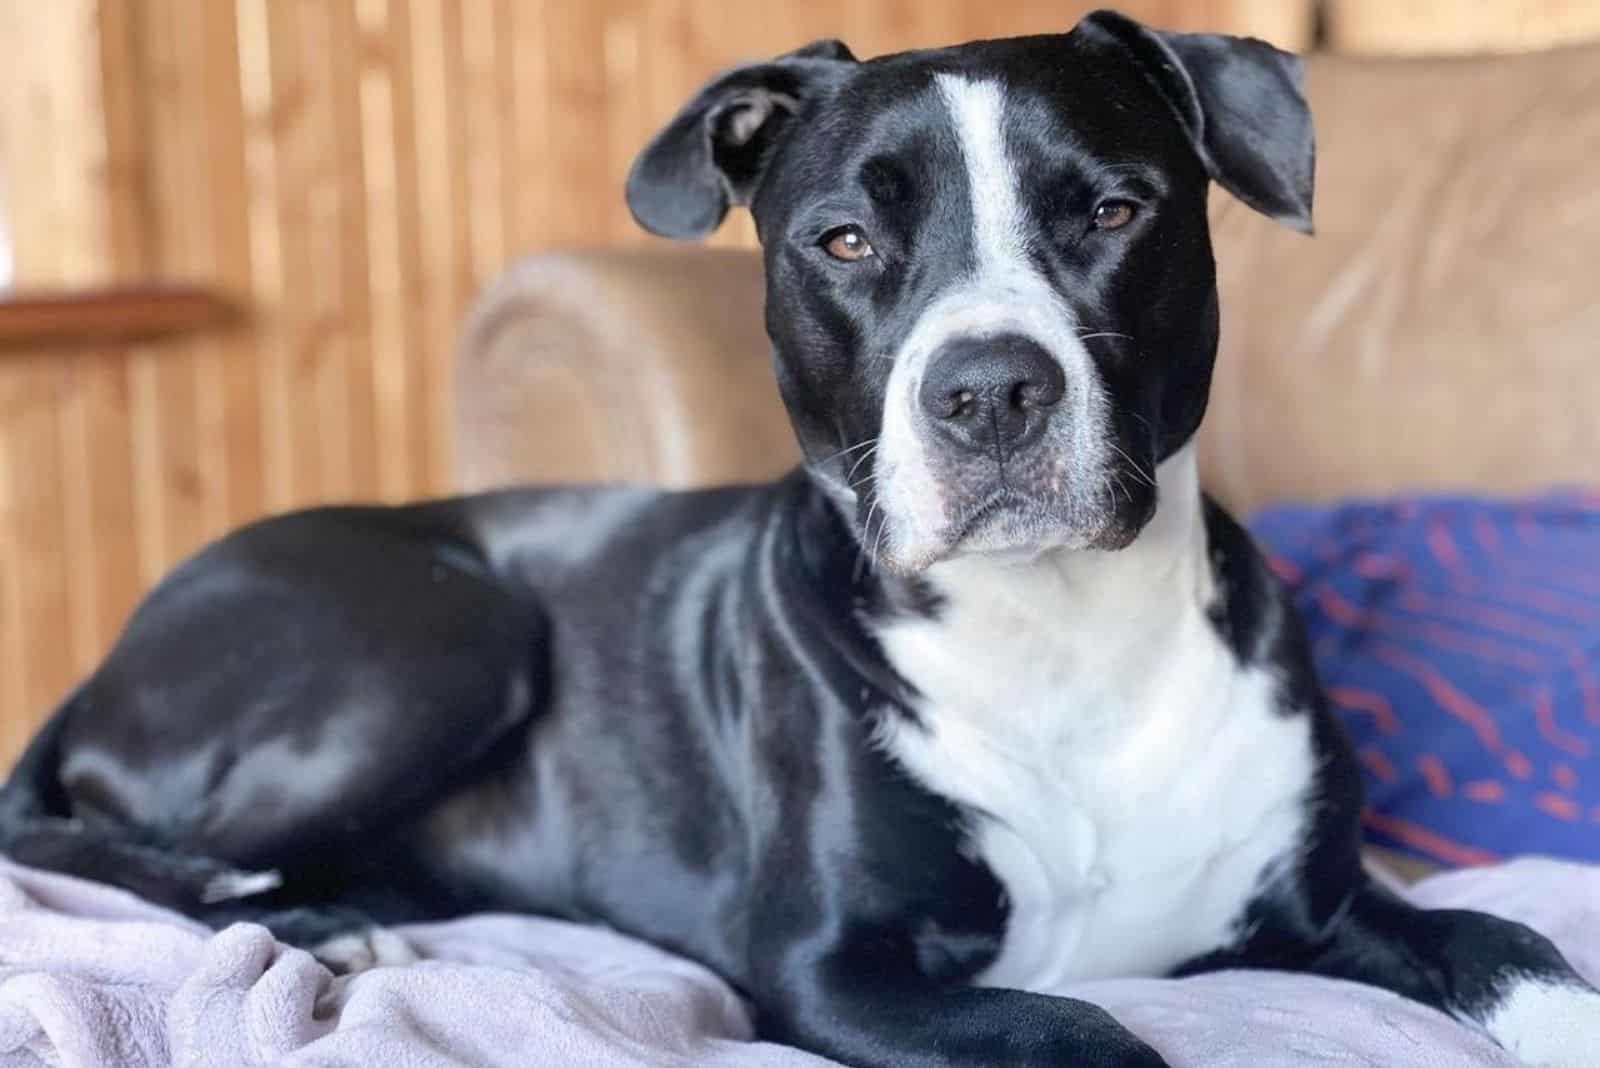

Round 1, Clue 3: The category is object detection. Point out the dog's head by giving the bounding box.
[627,10,1313,573]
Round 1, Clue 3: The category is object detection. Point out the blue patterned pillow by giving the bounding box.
[1250,493,1600,866]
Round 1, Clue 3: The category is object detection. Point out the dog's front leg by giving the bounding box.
[1207,873,1600,1066]
[747,940,1169,1067]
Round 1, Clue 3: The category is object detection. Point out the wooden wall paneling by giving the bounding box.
[544,1,614,249]
[99,0,156,281]
[600,2,647,246]
[329,0,383,499]
[199,0,266,530]
[406,0,471,490]
[1326,0,1600,55]
[236,0,296,514]
[267,1,343,505]
[130,0,210,585]
[0,371,30,755]
[358,0,428,501]
[506,1,552,253]
[57,0,144,690]
[0,357,74,758]
[55,348,139,679]
[459,0,510,288]
[0,1,102,749]
[45,4,117,702]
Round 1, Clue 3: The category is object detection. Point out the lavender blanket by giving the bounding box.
[2,856,1595,1068]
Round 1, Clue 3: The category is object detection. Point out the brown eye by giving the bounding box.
[1093,201,1136,231]
[823,227,874,262]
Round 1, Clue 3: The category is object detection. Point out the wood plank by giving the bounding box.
[329,0,382,499]
[509,0,554,252]
[128,0,207,582]
[0,371,28,757]
[392,4,439,496]
[47,0,110,699]
[198,0,266,530]
[57,349,142,674]
[265,0,350,506]
[601,4,648,247]
[459,0,508,286]
[407,0,470,491]
[0,6,90,741]
[355,0,409,500]
[73,0,147,674]
[164,0,232,546]
[541,0,610,249]
[0,358,74,752]
[236,0,296,514]
[1327,0,1600,55]
[98,0,155,283]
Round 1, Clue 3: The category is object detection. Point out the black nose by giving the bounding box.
[918,333,1066,455]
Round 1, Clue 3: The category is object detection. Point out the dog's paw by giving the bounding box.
[311,928,420,975]
[1485,979,1600,1067]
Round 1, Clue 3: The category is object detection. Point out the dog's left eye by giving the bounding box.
[821,227,875,262]
[1093,201,1137,231]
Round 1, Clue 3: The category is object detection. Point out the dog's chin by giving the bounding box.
[878,497,1137,575]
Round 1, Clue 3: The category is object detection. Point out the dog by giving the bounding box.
[3,10,1597,1067]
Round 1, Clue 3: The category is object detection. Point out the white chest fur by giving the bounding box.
[872,450,1316,990]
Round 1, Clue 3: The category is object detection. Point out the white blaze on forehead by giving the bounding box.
[936,75,1028,277]
[872,74,1106,569]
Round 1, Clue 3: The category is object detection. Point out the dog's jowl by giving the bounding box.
[3,10,1597,1067]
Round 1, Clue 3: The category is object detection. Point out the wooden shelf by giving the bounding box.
[0,285,240,351]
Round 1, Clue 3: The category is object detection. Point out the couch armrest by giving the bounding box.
[456,248,795,492]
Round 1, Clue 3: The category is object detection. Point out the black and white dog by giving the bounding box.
[2,11,1596,1066]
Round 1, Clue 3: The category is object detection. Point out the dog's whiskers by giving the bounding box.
[1109,443,1156,488]
[806,437,878,473]
[854,494,884,582]
[844,443,880,489]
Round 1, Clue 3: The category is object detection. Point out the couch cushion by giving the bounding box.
[1203,42,1600,513]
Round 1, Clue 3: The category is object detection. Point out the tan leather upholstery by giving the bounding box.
[458,43,1600,513]
[457,249,793,492]
[1202,42,1600,512]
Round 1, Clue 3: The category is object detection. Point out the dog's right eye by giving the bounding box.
[1093,200,1137,231]
[821,227,875,262]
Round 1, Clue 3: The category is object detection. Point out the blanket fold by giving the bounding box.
[2,856,1594,1067]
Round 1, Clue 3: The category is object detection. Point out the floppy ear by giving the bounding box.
[625,39,857,240]
[1080,10,1314,233]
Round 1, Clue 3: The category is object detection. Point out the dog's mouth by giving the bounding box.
[946,491,1078,556]
[869,492,1083,574]
[928,484,1137,567]
[949,492,1027,542]
[864,446,1151,574]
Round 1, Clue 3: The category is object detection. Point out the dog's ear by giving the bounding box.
[626,39,857,240]
[1080,10,1314,233]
